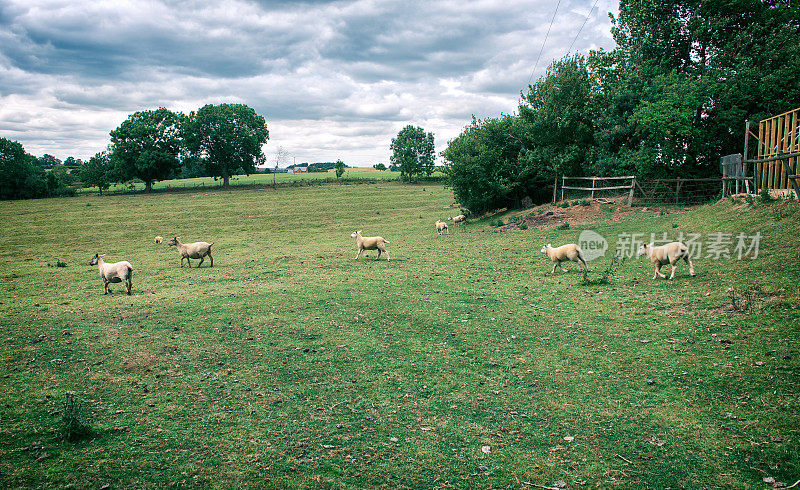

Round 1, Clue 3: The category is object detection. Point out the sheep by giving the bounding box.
[154,236,163,244]
[448,214,466,224]
[167,236,214,268]
[89,253,133,295]
[540,243,587,274]
[350,230,390,261]
[435,220,449,235]
[637,242,696,280]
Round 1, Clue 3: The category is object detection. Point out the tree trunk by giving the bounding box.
[223,169,230,187]
[145,180,153,192]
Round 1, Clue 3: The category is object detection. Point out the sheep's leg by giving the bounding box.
[384,248,390,261]
[354,248,362,260]
[186,257,191,268]
[209,254,213,267]
[578,259,587,272]
[103,279,109,295]
[551,262,558,274]
[376,249,381,260]
[669,262,678,280]
[126,277,132,295]
[684,255,695,276]
[654,263,666,279]
[197,256,204,268]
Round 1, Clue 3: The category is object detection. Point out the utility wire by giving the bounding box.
[527,0,562,87]
[566,0,601,54]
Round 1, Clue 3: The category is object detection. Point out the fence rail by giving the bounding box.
[560,176,636,205]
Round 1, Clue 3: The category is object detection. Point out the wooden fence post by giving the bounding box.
[560,176,565,202]
[552,175,557,203]
[627,177,635,207]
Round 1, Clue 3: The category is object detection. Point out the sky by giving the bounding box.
[0,0,618,167]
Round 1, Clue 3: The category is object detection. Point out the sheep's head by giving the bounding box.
[350,231,361,239]
[167,237,179,247]
[89,253,104,265]
[637,244,649,257]
[540,244,550,254]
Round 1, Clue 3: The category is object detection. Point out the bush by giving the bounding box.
[557,222,570,230]
[520,224,528,230]
[759,189,774,204]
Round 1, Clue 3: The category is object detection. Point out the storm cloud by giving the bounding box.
[0,0,617,165]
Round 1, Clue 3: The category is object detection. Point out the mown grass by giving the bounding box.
[76,168,446,195]
[0,184,798,488]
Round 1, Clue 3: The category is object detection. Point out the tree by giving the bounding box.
[63,156,83,169]
[334,159,345,181]
[273,146,291,185]
[80,151,113,195]
[109,108,184,192]
[38,154,62,168]
[0,137,45,200]
[185,103,269,187]
[390,125,435,181]
[373,163,387,171]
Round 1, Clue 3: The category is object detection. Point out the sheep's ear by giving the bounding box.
[99,254,106,257]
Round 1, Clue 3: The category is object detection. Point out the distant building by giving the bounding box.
[287,166,308,174]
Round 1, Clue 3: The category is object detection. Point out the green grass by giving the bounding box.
[0,184,798,488]
[76,169,445,195]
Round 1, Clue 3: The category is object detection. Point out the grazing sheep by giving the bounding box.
[448,214,466,224]
[89,253,133,295]
[167,236,214,268]
[540,243,587,274]
[637,242,695,280]
[435,220,449,235]
[350,230,390,261]
[154,236,163,244]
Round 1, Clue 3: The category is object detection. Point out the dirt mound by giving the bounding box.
[502,197,631,230]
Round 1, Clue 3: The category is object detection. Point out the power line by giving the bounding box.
[566,0,601,54]
[527,0,562,86]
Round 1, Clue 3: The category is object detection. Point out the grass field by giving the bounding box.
[1,183,798,488]
[76,167,445,195]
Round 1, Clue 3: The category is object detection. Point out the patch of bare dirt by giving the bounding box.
[501,196,652,230]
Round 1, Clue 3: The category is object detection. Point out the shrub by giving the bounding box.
[759,189,774,204]
[557,222,570,230]
[520,224,528,230]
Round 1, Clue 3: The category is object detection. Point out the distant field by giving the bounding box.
[0,183,798,488]
[76,167,446,195]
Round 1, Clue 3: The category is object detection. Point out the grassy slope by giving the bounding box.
[0,184,798,488]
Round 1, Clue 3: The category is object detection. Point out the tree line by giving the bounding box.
[443,0,800,213]
[1,103,268,198]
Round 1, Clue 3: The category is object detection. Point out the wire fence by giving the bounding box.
[633,178,723,206]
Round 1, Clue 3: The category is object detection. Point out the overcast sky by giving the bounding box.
[0,0,618,167]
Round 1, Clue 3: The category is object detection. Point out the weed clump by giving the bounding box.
[581,255,625,286]
[759,189,774,204]
[60,392,94,442]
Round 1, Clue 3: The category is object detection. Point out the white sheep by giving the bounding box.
[637,242,696,280]
[350,231,390,261]
[154,236,163,244]
[167,236,214,268]
[89,253,133,295]
[448,214,466,224]
[435,220,449,235]
[540,243,587,274]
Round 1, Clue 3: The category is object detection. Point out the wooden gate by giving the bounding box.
[751,107,800,198]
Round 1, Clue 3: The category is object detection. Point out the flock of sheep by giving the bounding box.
[88,214,696,295]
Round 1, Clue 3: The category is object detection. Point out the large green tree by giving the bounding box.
[390,125,435,181]
[109,108,184,192]
[0,138,45,200]
[185,104,269,187]
[80,151,113,195]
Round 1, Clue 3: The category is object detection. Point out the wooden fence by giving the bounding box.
[560,176,636,206]
[749,107,800,199]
